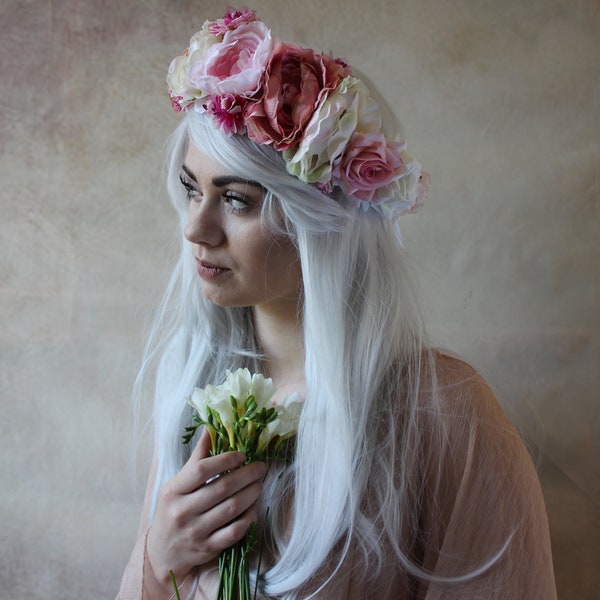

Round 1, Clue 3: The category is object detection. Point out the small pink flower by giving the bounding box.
[204,94,248,135]
[189,20,273,98]
[208,8,257,35]
[170,95,184,112]
[332,132,406,203]
[245,41,351,151]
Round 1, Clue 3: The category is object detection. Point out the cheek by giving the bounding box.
[265,241,302,284]
[238,222,301,286]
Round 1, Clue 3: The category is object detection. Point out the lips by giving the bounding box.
[195,258,230,280]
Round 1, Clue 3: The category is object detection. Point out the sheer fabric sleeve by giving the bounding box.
[416,356,557,599]
[115,456,197,600]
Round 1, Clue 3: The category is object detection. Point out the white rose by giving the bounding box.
[167,22,217,109]
[188,21,219,62]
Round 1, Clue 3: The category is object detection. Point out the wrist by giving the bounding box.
[143,528,193,597]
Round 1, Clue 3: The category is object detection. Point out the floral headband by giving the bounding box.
[167,8,429,219]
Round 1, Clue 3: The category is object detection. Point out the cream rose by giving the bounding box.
[284,76,382,184]
[167,22,218,111]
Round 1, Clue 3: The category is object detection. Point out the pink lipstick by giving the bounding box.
[196,259,230,280]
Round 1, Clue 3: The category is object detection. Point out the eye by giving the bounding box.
[224,192,250,213]
[179,174,199,201]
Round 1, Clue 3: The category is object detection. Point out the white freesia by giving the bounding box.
[183,368,300,600]
[258,391,303,451]
[188,386,211,422]
[223,368,276,411]
[186,368,301,459]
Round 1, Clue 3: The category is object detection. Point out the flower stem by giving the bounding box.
[169,570,182,600]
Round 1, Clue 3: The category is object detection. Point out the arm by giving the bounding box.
[116,429,266,600]
[417,356,557,599]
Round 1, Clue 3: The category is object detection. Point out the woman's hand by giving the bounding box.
[145,429,267,588]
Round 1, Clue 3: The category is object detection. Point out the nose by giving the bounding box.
[184,200,225,247]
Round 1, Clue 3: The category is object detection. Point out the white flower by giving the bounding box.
[183,370,300,597]
[257,392,303,451]
[188,386,211,422]
[375,152,424,218]
[273,391,303,437]
[284,76,382,185]
[188,21,219,63]
[223,368,276,410]
[187,369,301,459]
[167,21,218,110]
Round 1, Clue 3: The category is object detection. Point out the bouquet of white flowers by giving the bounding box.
[172,368,302,600]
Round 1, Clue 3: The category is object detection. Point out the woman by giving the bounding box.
[117,8,556,599]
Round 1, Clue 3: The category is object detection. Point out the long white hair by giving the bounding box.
[134,104,449,597]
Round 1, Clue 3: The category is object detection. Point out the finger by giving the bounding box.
[192,461,266,515]
[189,428,245,468]
[177,451,247,495]
[204,504,261,555]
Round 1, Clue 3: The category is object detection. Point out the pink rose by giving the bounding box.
[188,21,273,98]
[332,132,406,203]
[208,8,257,35]
[245,42,351,151]
[203,94,248,135]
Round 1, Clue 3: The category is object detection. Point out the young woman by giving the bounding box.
[117,8,556,599]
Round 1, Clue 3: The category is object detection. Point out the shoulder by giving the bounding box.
[412,349,537,486]
[411,352,556,597]
[419,350,511,428]
[414,350,540,495]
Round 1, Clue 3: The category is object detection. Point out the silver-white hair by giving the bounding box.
[133,105,501,597]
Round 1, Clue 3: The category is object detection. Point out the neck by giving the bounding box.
[253,303,305,399]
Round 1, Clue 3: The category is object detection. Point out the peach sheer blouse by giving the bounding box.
[117,355,557,599]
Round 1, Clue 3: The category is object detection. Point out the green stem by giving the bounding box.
[169,570,182,600]
[253,508,269,600]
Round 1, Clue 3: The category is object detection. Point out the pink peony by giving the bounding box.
[203,94,248,135]
[188,21,273,98]
[332,132,406,203]
[245,41,351,151]
[208,8,257,35]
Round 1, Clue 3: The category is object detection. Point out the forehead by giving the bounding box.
[183,141,267,194]
[184,140,231,177]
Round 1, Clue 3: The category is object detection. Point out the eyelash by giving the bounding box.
[179,175,250,213]
[179,175,199,201]
[223,193,249,213]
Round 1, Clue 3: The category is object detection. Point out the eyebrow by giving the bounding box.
[181,164,266,190]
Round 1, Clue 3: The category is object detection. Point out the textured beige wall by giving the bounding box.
[1,0,597,598]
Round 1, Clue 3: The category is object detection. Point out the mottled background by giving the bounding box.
[1,0,598,598]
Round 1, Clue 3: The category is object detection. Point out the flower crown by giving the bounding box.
[167,8,429,219]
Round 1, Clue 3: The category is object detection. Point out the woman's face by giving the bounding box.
[182,141,302,317]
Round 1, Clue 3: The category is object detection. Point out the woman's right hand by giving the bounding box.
[145,428,267,588]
